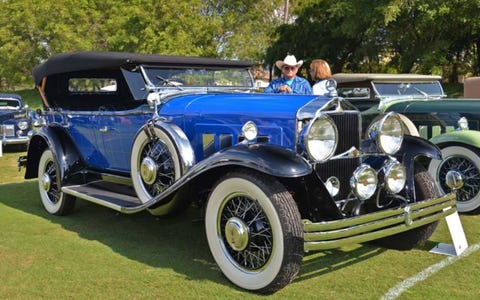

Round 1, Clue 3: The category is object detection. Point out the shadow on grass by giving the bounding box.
[1,180,388,289]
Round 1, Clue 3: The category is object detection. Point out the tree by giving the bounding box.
[0,0,285,88]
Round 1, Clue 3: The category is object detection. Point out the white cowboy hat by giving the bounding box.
[275,55,303,69]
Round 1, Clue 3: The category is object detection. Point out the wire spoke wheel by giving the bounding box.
[429,145,480,212]
[205,171,303,293]
[220,194,273,270]
[438,155,480,202]
[140,138,176,196]
[38,149,75,215]
[131,126,181,205]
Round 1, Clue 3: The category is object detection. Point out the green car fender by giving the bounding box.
[429,129,480,148]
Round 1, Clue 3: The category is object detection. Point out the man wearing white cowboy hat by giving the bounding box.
[264,54,312,94]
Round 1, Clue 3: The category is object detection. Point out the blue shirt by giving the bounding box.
[264,76,312,94]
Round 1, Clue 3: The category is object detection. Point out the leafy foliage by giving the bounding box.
[0,0,284,88]
[2,0,480,88]
[266,0,480,82]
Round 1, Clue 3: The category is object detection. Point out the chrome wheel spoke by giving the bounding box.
[140,139,175,196]
[221,196,272,270]
[439,155,480,202]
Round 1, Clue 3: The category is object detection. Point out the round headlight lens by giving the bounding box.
[241,121,258,141]
[377,113,404,155]
[384,161,406,194]
[304,115,338,162]
[18,121,29,130]
[350,164,378,200]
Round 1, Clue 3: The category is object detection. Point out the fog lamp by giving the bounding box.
[350,164,378,200]
[384,160,406,194]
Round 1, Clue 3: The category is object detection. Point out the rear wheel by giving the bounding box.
[428,145,480,213]
[38,149,75,215]
[372,165,439,250]
[205,171,303,294]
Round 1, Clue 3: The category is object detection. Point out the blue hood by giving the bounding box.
[159,93,326,152]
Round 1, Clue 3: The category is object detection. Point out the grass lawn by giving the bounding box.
[1,85,478,298]
[1,146,480,299]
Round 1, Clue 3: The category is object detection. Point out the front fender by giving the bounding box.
[398,135,441,200]
[429,129,480,148]
[138,143,313,213]
[197,143,312,178]
[24,125,84,183]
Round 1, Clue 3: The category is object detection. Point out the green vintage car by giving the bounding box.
[334,73,480,213]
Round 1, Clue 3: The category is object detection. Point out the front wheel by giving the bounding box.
[205,171,303,294]
[38,149,75,215]
[428,145,480,213]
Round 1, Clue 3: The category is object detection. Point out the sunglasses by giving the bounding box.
[283,66,297,71]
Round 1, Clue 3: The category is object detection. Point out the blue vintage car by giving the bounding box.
[19,52,456,293]
[334,73,480,213]
[0,93,32,149]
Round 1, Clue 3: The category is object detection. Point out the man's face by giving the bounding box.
[281,65,298,79]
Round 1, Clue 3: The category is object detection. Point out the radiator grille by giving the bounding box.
[0,125,15,137]
[329,112,360,154]
[317,111,361,200]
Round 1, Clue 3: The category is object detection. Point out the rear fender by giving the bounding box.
[24,125,84,183]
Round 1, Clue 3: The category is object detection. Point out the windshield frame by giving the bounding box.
[371,80,446,99]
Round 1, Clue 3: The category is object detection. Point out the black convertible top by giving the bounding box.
[33,51,254,86]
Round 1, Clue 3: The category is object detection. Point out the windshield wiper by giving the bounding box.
[156,75,184,91]
[412,86,429,97]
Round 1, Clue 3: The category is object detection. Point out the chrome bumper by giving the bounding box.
[303,193,456,252]
[1,136,29,145]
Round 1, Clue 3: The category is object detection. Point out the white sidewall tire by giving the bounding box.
[205,177,284,291]
[131,127,182,204]
[38,150,66,214]
[428,145,480,212]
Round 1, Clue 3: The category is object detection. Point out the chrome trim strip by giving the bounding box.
[303,193,456,252]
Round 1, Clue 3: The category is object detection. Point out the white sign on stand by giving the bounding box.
[0,142,3,157]
[430,211,468,256]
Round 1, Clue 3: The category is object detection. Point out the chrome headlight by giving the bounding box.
[302,114,338,162]
[241,121,258,141]
[350,164,378,200]
[457,117,469,131]
[18,121,29,130]
[369,113,404,155]
[384,160,406,194]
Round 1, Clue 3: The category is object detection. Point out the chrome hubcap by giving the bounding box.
[446,170,464,190]
[41,173,51,192]
[140,156,157,185]
[225,217,249,251]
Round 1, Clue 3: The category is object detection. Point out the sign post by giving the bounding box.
[430,211,468,256]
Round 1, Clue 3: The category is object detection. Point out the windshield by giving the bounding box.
[373,81,445,98]
[0,99,21,109]
[143,66,254,89]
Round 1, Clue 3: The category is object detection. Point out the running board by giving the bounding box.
[62,180,143,212]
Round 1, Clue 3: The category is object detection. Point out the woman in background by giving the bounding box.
[309,59,337,96]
